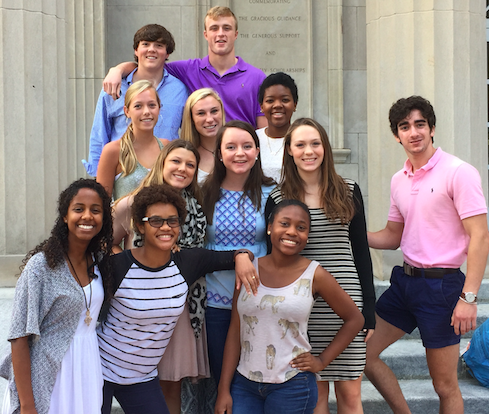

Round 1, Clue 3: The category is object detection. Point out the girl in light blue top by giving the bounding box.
[201,120,275,384]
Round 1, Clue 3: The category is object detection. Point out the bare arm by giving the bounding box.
[367,220,404,250]
[256,116,268,129]
[11,336,38,414]
[96,141,121,199]
[215,290,241,414]
[451,213,489,335]
[103,62,138,100]
[291,267,364,372]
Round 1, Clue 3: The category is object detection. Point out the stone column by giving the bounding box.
[0,1,105,283]
[366,1,488,279]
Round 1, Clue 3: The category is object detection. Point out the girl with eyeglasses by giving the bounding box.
[96,80,169,200]
[98,183,257,414]
[0,179,114,414]
[111,139,207,414]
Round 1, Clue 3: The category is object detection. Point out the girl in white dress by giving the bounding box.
[0,179,114,414]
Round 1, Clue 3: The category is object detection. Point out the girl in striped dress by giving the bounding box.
[265,118,375,414]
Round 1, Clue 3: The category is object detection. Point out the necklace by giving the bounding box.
[200,144,215,155]
[265,129,285,157]
[66,254,93,326]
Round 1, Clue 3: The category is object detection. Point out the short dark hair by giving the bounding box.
[268,199,311,227]
[389,96,436,139]
[258,72,298,104]
[131,183,187,234]
[133,24,175,62]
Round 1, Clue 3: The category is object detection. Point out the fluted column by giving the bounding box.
[366,1,488,279]
[0,1,106,282]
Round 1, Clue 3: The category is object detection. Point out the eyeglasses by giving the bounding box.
[142,216,181,228]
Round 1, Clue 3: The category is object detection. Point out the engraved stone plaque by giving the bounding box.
[232,0,312,119]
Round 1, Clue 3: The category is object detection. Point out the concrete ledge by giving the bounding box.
[0,256,23,287]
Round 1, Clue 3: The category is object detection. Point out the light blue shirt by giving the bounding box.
[82,68,188,176]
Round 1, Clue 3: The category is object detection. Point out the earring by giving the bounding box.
[267,230,271,235]
[307,239,309,243]
[255,157,258,161]
[220,158,223,162]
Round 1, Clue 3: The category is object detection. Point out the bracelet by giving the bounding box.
[234,249,253,261]
[459,296,477,305]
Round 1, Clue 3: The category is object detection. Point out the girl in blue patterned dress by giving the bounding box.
[201,120,276,386]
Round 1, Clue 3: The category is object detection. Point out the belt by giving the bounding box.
[403,262,460,279]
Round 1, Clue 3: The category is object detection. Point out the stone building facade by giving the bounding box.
[0,1,487,281]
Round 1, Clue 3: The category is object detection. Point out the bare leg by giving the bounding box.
[159,380,181,414]
[364,315,411,414]
[314,381,331,414]
[425,345,463,414]
[334,375,363,414]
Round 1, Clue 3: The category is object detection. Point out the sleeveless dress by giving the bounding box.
[266,179,375,381]
[112,138,164,200]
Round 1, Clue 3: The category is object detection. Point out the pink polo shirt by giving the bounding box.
[388,148,487,269]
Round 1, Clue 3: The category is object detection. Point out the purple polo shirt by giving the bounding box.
[166,56,266,128]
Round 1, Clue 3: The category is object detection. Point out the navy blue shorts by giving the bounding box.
[376,265,465,349]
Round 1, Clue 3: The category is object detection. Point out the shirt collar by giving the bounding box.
[403,147,443,176]
[126,67,168,88]
[199,55,246,76]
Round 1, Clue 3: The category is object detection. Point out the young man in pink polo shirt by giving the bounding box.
[365,96,489,414]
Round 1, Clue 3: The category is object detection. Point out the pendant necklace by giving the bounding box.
[200,144,215,155]
[66,254,93,326]
[265,129,285,156]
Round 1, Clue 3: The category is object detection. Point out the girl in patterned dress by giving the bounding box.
[265,118,376,414]
[201,120,276,387]
[215,200,364,414]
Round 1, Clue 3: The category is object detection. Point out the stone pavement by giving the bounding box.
[0,281,488,413]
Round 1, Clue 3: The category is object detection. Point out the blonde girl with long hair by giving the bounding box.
[97,80,169,199]
[181,88,225,183]
[265,118,375,414]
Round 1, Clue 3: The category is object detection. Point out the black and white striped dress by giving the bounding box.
[266,179,375,381]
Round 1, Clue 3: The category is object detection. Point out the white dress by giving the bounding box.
[47,272,104,414]
[256,127,285,183]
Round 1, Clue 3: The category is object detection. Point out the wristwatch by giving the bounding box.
[460,292,478,304]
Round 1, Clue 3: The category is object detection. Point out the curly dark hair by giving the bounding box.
[22,179,114,298]
[389,95,436,141]
[133,24,175,61]
[258,72,299,104]
[131,183,187,234]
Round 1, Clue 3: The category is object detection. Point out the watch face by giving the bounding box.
[465,292,476,302]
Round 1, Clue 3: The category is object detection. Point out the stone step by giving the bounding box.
[328,378,489,414]
[375,337,472,380]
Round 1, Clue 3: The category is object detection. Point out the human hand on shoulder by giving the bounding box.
[103,66,124,100]
[234,249,259,295]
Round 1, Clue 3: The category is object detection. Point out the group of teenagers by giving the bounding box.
[2,5,488,414]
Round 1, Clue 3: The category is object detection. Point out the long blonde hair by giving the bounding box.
[119,80,161,177]
[181,88,225,148]
[281,118,354,224]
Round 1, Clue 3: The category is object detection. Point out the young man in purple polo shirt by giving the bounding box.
[103,6,267,129]
[365,96,489,414]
